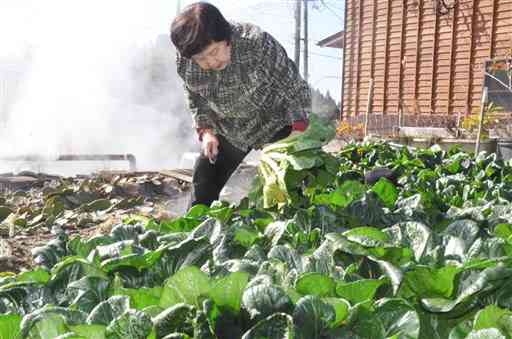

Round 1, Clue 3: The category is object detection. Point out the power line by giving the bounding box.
[321,0,344,11]
[320,1,344,21]
[283,40,342,60]
[308,51,342,60]
[286,45,343,60]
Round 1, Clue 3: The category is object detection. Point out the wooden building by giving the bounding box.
[341,0,512,133]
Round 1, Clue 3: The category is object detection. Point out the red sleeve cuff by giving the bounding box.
[292,119,308,132]
[196,128,210,141]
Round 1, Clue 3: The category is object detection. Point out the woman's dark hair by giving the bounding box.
[171,2,232,58]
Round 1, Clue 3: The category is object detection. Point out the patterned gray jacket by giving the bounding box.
[176,22,311,151]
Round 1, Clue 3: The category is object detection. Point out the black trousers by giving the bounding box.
[191,126,292,207]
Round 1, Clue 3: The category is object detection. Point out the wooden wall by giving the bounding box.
[342,0,512,122]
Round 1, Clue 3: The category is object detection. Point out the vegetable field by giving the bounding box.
[2,116,512,338]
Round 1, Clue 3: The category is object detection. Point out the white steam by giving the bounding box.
[0,1,195,174]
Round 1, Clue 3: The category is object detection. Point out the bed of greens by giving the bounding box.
[2,115,512,338]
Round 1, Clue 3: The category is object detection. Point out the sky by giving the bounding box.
[193,0,343,101]
[1,0,344,101]
[174,0,344,102]
[0,0,344,173]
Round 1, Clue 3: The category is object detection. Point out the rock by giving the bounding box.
[0,255,17,273]
[0,176,40,191]
[365,167,399,186]
[0,238,13,257]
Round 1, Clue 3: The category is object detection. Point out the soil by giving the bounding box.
[0,171,191,273]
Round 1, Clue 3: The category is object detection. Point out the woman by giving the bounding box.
[171,2,311,207]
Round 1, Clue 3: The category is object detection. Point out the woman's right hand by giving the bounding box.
[201,130,219,164]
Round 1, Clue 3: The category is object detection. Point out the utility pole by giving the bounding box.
[176,0,182,14]
[303,0,309,83]
[294,0,301,69]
